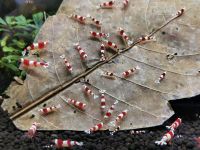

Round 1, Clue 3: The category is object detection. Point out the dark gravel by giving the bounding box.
[0,100,200,150]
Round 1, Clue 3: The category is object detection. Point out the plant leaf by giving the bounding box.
[32,12,44,28]
[12,39,26,49]
[0,17,7,25]
[5,16,15,25]
[1,35,9,47]
[0,28,10,32]
[14,25,29,30]
[3,55,20,61]
[3,63,19,72]
[15,15,27,25]
[3,46,17,52]
[26,19,33,23]
[13,32,31,38]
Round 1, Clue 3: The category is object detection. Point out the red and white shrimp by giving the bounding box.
[85,122,104,134]
[87,15,102,28]
[74,43,87,60]
[101,71,116,80]
[139,35,151,42]
[99,0,115,9]
[123,0,129,8]
[26,122,40,138]
[99,90,106,111]
[139,35,156,44]
[117,27,128,43]
[52,139,83,148]
[99,44,106,61]
[20,58,49,68]
[39,104,61,115]
[155,71,167,83]
[90,31,108,40]
[103,40,119,52]
[176,8,185,17]
[104,100,118,119]
[122,66,140,78]
[70,14,86,24]
[22,41,48,56]
[83,85,98,99]
[166,118,182,130]
[110,109,128,126]
[117,27,132,45]
[66,98,86,111]
[155,130,174,146]
[60,55,72,72]
[115,109,128,124]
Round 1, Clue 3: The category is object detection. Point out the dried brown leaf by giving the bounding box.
[2,0,200,131]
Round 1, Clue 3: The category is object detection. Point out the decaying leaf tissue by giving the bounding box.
[2,0,200,139]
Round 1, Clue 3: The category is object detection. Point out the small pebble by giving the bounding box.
[16,102,22,108]
[30,114,35,119]
[12,106,16,110]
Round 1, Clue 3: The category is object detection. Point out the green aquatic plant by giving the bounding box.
[0,12,44,75]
